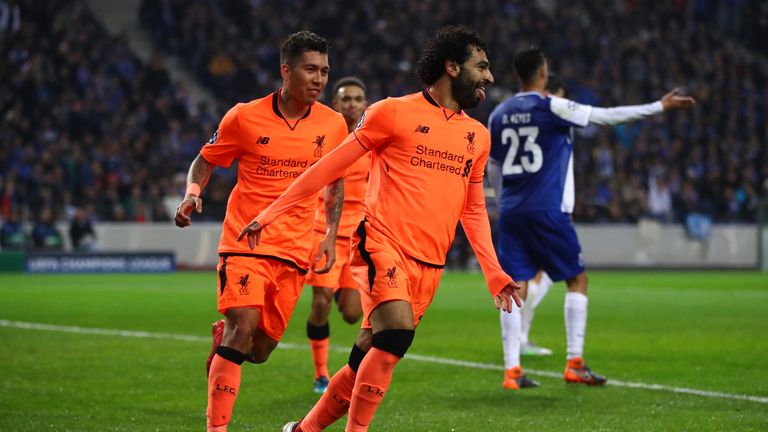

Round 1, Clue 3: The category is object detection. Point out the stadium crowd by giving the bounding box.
[1,0,767,251]
[140,0,767,225]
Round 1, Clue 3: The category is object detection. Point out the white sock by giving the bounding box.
[564,292,588,360]
[500,305,522,369]
[531,272,553,309]
[520,281,538,346]
[522,272,554,345]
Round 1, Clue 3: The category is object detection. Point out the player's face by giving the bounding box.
[451,46,494,109]
[285,51,330,105]
[332,85,367,127]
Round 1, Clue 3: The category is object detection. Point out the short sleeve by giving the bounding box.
[326,114,349,153]
[549,96,592,128]
[199,104,244,168]
[469,128,490,183]
[353,99,395,150]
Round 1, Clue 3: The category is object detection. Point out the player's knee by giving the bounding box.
[371,329,415,358]
[340,308,361,324]
[225,318,258,345]
[249,339,278,363]
[311,288,333,313]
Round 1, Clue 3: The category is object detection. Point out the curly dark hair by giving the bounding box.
[415,26,488,86]
[280,31,329,66]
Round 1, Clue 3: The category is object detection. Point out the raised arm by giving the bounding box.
[174,154,214,227]
[238,135,368,249]
[460,181,522,311]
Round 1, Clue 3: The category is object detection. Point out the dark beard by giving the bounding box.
[450,68,480,110]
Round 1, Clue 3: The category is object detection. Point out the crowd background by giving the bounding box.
[2,0,767,257]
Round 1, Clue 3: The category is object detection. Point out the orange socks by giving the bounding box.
[308,322,330,379]
[301,364,357,431]
[346,348,400,431]
[206,347,246,431]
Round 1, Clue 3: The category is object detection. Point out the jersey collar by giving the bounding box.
[272,89,312,131]
[421,89,463,121]
[514,91,546,98]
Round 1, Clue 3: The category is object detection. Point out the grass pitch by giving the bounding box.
[0,271,766,431]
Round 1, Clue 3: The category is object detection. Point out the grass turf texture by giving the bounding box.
[0,271,766,431]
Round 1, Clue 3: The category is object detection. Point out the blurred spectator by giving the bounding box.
[0,208,27,250]
[1,0,224,227]
[139,0,766,225]
[31,208,63,250]
[69,207,96,250]
[648,176,673,223]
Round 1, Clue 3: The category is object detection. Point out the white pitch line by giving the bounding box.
[2,319,767,404]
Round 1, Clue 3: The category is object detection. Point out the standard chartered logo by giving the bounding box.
[256,156,309,178]
[410,144,469,176]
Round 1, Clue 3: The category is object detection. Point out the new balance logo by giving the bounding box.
[414,125,430,134]
[256,136,270,144]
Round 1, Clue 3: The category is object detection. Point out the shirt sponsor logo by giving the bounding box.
[256,156,309,178]
[409,144,469,177]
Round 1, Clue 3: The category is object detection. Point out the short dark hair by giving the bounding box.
[331,76,366,98]
[513,48,546,86]
[280,31,329,66]
[416,26,488,86]
[546,73,566,95]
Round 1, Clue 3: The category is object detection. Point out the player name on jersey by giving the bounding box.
[500,113,532,124]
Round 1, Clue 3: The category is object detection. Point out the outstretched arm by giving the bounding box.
[460,181,522,311]
[588,89,695,126]
[238,136,368,249]
[313,178,345,273]
[174,155,214,227]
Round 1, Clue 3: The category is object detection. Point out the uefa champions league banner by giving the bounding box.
[26,252,175,273]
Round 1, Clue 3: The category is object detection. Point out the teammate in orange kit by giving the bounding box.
[173,31,348,432]
[237,26,522,432]
[305,76,369,394]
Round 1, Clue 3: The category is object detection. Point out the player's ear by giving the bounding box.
[280,63,291,82]
[445,59,460,78]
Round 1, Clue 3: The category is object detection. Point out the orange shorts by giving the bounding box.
[216,255,305,341]
[304,230,357,291]
[350,221,443,329]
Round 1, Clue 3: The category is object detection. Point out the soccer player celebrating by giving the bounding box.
[488,48,695,389]
[305,77,369,394]
[238,26,522,432]
[174,31,348,432]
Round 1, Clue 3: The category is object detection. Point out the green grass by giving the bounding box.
[1,271,767,431]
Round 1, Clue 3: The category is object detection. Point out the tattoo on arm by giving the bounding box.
[187,155,213,196]
[324,178,345,235]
